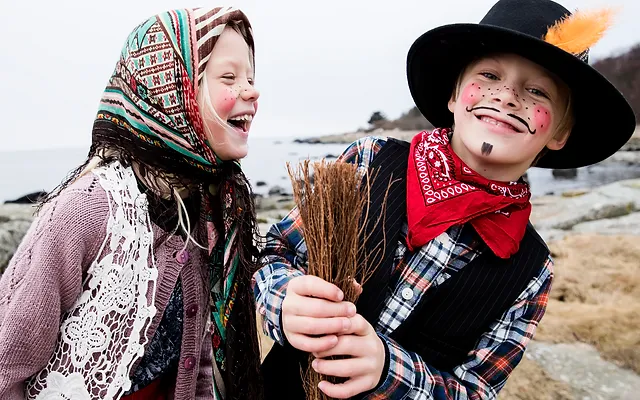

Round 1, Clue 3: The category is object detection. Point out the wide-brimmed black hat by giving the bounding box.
[407,0,636,169]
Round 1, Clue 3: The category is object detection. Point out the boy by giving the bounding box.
[254,0,636,398]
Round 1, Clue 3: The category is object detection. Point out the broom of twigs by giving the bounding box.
[287,158,390,400]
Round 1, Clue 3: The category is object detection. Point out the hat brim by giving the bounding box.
[407,23,636,169]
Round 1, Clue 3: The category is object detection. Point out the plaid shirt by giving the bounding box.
[253,136,553,399]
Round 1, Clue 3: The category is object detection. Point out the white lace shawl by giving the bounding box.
[26,162,159,400]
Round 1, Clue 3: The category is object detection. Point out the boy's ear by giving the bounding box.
[447,92,457,114]
[546,128,571,151]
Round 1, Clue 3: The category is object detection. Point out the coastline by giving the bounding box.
[1,132,640,399]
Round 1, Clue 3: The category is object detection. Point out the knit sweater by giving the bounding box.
[0,167,214,399]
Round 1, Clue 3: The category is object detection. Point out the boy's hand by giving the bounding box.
[282,275,357,353]
[311,314,386,399]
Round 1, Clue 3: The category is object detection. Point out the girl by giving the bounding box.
[0,6,262,400]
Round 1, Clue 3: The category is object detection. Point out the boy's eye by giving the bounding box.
[222,74,236,80]
[480,72,499,80]
[247,78,255,85]
[528,88,549,99]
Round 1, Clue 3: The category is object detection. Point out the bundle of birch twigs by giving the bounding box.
[287,158,387,400]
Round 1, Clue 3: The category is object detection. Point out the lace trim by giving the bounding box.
[26,162,158,400]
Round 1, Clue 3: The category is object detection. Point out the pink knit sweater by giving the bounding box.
[0,173,214,399]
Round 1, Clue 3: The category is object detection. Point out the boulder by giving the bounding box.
[0,204,36,275]
[531,179,640,231]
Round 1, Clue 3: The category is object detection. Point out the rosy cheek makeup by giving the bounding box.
[214,87,238,116]
[532,105,551,134]
[460,82,483,106]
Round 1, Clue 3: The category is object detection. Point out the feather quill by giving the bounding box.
[543,8,616,55]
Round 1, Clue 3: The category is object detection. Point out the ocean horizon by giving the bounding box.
[3,136,640,203]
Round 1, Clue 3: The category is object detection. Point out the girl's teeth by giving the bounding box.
[229,114,253,122]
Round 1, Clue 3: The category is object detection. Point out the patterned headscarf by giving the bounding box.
[90,7,261,399]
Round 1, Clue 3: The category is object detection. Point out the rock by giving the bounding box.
[619,135,640,152]
[293,129,418,145]
[4,191,47,204]
[537,229,572,243]
[530,179,640,231]
[552,169,578,179]
[258,194,292,211]
[571,212,640,236]
[561,189,589,198]
[526,341,640,400]
[268,186,286,196]
[255,181,267,187]
[0,204,36,275]
[608,151,640,164]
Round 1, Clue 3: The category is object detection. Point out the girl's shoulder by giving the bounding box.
[33,172,112,249]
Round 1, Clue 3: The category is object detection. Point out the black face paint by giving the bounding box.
[481,142,493,155]
[507,113,537,135]
[466,106,500,113]
[467,106,537,135]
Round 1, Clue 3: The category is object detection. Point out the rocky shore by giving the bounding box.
[293,128,419,144]
[1,165,639,400]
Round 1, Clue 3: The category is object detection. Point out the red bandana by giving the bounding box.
[406,129,532,259]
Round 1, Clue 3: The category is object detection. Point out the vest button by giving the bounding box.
[183,356,196,370]
[401,287,414,300]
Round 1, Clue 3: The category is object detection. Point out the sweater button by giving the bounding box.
[176,249,189,265]
[183,356,196,370]
[186,303,199,317]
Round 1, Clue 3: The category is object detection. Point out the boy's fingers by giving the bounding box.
[313,335,359,359]
[341,313,372,336]
[288,275,344,301]
[286,332,338,353]
[318,376,374,399]
[284,315,351,336]
[312,357,370,379]
[284,295,356,318]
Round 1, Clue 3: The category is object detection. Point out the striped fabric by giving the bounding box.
[253,136,554,399]
[98,6,252,169]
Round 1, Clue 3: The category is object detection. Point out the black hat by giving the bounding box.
[407,0,636,169]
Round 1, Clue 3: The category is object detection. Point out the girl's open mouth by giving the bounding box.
[227,114,253,133]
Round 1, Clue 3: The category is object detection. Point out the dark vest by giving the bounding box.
[261,139,549,399]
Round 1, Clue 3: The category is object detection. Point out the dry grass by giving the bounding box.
[534,235,640,373]
[500,356,575,400]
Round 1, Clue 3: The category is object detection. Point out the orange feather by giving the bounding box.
[543,8,616,55]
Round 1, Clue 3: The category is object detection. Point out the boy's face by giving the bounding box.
[447,53,571,178]
[198,27,259,161]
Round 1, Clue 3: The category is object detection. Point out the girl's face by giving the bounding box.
[198,27,259,161]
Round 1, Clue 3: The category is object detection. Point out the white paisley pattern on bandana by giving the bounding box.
[413,129,528,205]
[26,162,158,400]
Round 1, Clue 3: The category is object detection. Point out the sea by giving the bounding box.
[2,136,640,203]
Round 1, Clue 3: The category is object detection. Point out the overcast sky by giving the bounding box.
[1,0,639,151]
